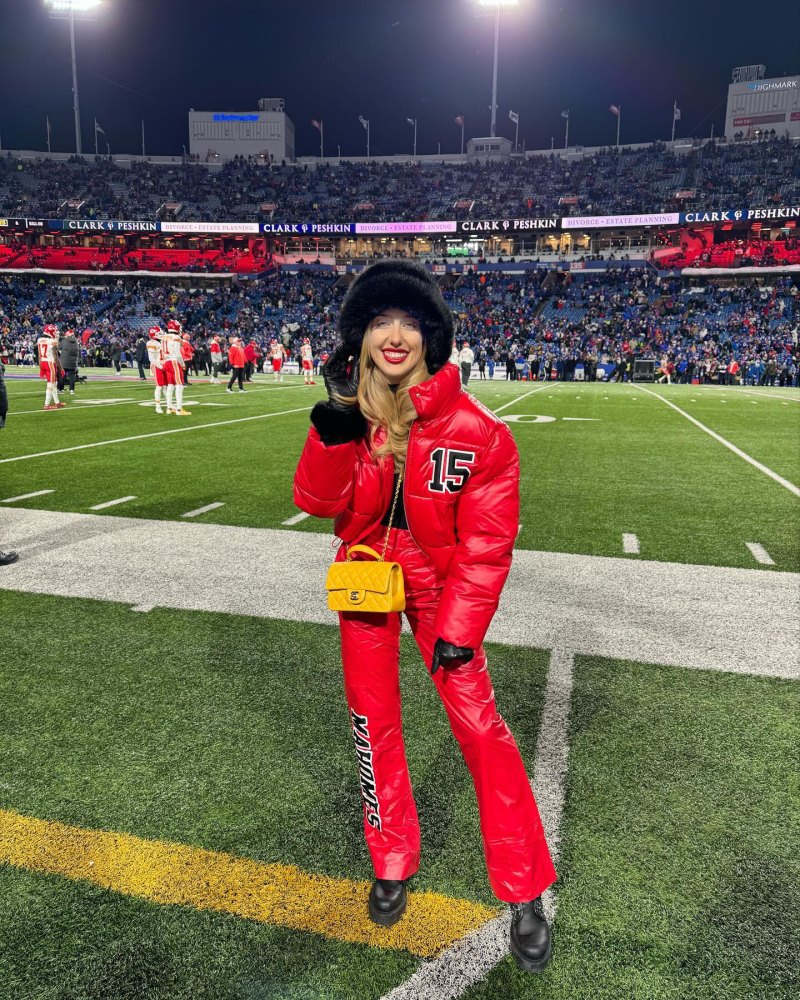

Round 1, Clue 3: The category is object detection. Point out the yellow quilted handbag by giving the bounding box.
[325,474,405,613]
[326,545,405,613]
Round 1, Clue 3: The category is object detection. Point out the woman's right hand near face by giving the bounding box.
[323,344,360,410]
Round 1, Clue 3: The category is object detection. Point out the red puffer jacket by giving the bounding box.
[293,362,519,651]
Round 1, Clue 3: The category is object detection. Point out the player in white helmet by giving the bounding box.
[269,338,287,383]
[162,319,191,415]
[300,336,315,385]
[146,325,166,413]
[37,324,64,410]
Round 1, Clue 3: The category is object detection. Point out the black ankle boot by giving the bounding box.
[368,878,407,927]
[509,896,552,972]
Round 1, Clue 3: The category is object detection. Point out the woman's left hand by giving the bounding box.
[431,638,475,675]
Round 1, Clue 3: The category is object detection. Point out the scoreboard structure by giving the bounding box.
[725,67,800,140]
[188,98,295,163]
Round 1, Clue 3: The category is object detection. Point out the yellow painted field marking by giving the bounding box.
[0,809,497,957]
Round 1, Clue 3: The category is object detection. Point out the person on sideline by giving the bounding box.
[458,340,474,386]
[293,261,556,974]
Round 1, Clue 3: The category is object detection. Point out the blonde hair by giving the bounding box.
[355,335,429,472]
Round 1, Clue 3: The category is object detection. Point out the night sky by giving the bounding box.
[1,0,798,158]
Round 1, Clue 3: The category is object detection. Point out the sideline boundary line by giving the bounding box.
[0,406,312,465]
[379,650,575,999]
[634,384,800,498]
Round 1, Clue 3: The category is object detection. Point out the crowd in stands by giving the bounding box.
[1,136,797,224]
[0,240,272,274]
[1,270,797,386]
[660,237,800,269]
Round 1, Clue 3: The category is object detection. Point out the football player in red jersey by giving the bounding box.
[37,325,64,410]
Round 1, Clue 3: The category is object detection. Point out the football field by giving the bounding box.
[1,370,798,999]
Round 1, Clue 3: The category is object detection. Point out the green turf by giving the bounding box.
[2,375,798,570]
[0,589,550,902]
[2,593,797,998]
[461,655,800,1000]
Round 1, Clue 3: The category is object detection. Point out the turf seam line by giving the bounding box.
[378,649,575,999]
[634,385,800,498]
[0,406,312,465]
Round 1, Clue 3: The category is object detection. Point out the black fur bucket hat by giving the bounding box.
[337,260,455,374]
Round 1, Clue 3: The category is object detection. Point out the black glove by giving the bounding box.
[430,638,475,675]
[323,344,360,412]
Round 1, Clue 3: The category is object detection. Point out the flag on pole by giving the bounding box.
[508,110,519,125]
[358,115,369,130]
[673,105,682,121]
[94,120,106,135]
[455,115,464,127]
[310,120,323,131]
[46,116,51,136]
[609,105,620,117]
[561,110,570,119]
[406,118,415,126]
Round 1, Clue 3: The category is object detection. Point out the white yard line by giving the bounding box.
[379,649,575,1000]
[182,502,225,518]
[634,384,800,498]
[1,489,54,503]
[745,542,775,566]
[89,496,137,511]
[622,533,640,554]
[0,406,312,464]
[737,388,800,403]
[9,382,307,416]
[282,511,310,526]
[491,383,555,415]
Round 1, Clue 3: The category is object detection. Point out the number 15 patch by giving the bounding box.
[428,448,476,493]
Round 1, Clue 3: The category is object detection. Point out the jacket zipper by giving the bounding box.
[402,423,421,549]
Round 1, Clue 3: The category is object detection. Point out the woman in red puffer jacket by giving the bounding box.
[293,261,556,973]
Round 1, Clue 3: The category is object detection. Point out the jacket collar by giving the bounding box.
[408,362,462,421]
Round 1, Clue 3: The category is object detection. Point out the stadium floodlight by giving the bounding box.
[45,0,105,155]
[473,0,520,138]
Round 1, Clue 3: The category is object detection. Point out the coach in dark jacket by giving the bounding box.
[134,335,148,380]
[58,330,80,394]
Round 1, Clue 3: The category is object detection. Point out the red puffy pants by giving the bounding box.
[338,526,557,903]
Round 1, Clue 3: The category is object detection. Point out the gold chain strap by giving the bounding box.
[344,471,404,564]
[380,472,404,561]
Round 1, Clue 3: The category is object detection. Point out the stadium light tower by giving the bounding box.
[475,0,520,138]
[45,0,105,155]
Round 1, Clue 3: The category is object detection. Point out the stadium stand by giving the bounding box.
[1,137,798,222]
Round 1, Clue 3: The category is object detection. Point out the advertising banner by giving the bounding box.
[55,219,161,232]
[680,206,800,223]
[732,114,786,127]
[354,221,458,234]
[561,212,680,229]
[458,218,560,234]
[160,221,260,234]
[260,222,356,234]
